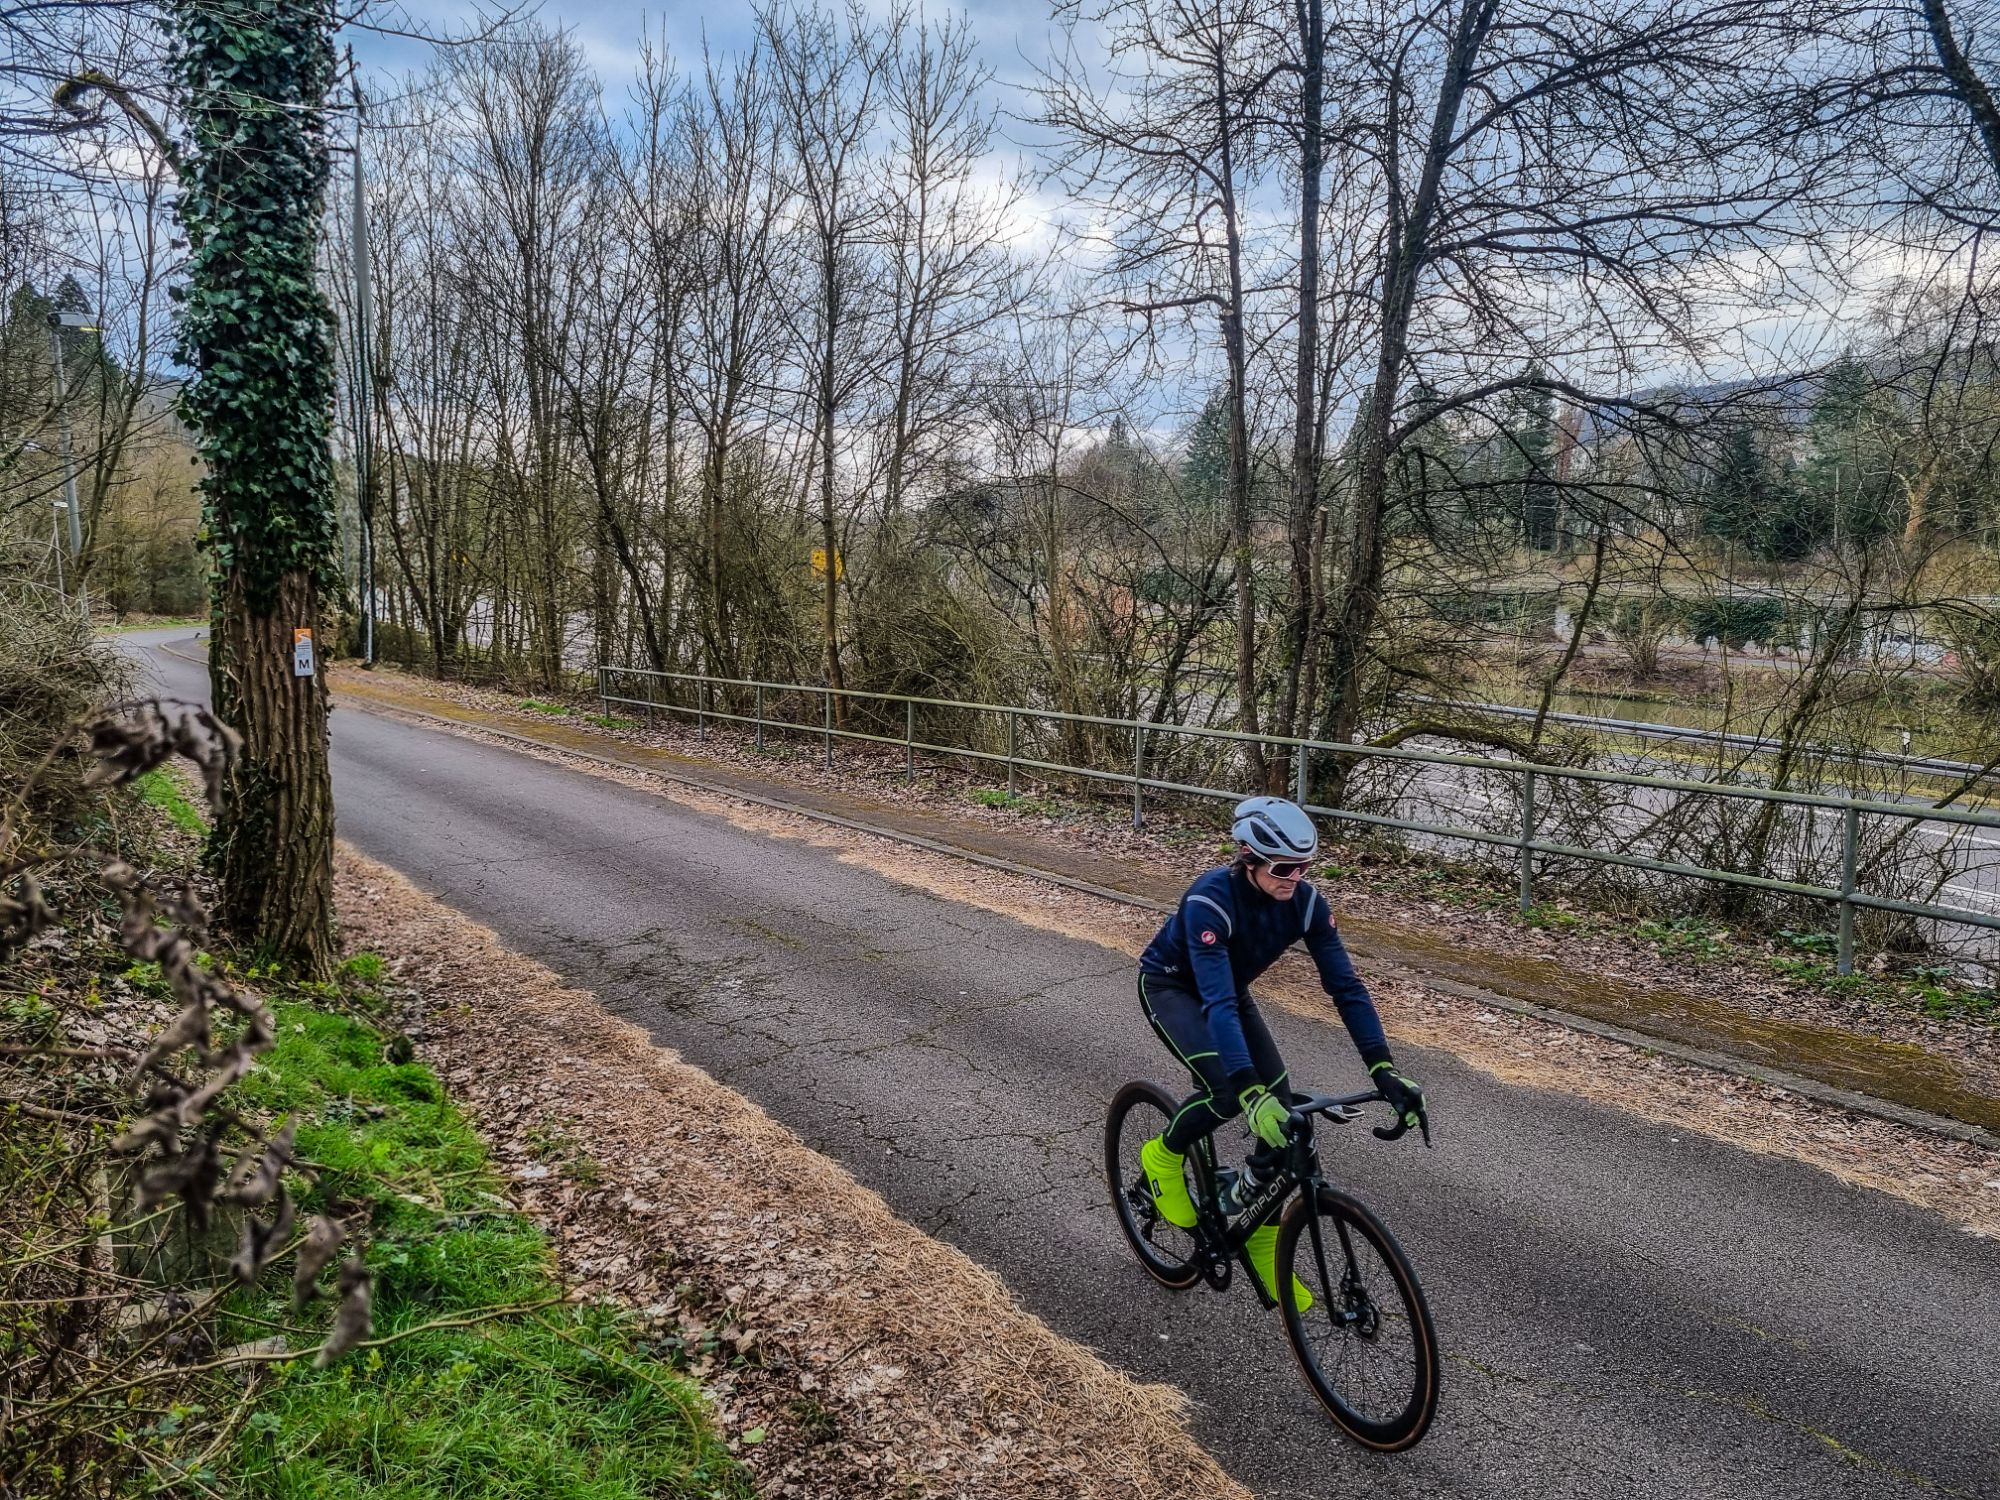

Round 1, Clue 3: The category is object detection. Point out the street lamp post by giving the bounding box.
[47,310,96,622]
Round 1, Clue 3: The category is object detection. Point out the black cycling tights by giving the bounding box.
[1138,971,1291,1154]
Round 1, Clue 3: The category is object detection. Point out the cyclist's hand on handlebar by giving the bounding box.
[1238,1084,1291,1150]
[1369,1061,1431,1146]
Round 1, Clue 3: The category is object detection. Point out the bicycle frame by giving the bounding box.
[1183,1089,1378,1308]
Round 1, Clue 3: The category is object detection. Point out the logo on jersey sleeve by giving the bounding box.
[1200,929,1217,946]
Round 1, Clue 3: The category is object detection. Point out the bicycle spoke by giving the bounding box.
[1282,1191,1432,1442]
[1106,1082,1202,1289]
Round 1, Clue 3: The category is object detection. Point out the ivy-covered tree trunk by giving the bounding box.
[171,0,340,977]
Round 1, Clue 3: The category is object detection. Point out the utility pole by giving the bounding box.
[47,454,65,603]
[349,57,376,667]
[46,309,94,623]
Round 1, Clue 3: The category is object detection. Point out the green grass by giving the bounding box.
[338,952,386,987]
[966,787,1059,817]
[211,999,750,1500]
[134,769,208,836]
[1521,902,1584,932]
[518,699,573,718]
[584,713,637,730]
[1635,914,1734,960]
[99,615,206,634]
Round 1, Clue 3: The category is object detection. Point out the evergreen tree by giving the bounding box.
[1703,421,1767,548]
[1701,419,1828,563]
[1801,357,1905,549]
[1387,380,1458,540]
[1180,391,1230,517]
[1501,366,1558,549]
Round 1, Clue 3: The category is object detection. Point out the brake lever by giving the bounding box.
[1371,1104,1434,1146]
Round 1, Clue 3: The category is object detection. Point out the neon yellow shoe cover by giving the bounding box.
[1139,1134,1198,1229]
[1245,1224,1314,1312]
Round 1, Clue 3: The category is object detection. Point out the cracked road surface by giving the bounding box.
[129,633,1999,1500]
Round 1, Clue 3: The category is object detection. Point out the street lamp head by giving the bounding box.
[49,311,98,331]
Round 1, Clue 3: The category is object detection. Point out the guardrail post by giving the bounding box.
[698,678,708,741]
[754,683,765,752]
[905,699,916,782]
[598,667,609,720]
[1518,769,1537,914]
[1133,726,1145,829]
[1838,804,1859,975]
[1006,710,1018,796]
[1294,744,1308,807]
[823,690,833,769]
[645,671,657,724]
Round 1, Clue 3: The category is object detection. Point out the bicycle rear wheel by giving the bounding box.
[1275,1185,1439,1450]
[1104,1080,1202,1290]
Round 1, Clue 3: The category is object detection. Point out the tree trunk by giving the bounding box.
[1275,0,1325,792]
[1320,0,1495,806]
[170,0,342,978]
[1923,0,2000,184]
[210,572,336,975]
[819,246,847,711]
[1214,46,1264,784]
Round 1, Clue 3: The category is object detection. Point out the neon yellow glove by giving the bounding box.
[1239,1084,1290,1150]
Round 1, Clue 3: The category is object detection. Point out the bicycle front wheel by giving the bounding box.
[1276,1185,1439,1450]
[1104,1080,1202,1290]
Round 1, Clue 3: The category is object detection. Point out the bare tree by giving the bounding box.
[1041,0,1277,780]
[447,29,608,686]
[764,0,890,711]
[1307,0,1839,802]
[678,40,797,679]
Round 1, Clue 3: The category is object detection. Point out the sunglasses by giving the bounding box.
[1261,859,1311,880]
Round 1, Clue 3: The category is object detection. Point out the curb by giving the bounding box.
[330,675,2000,1156]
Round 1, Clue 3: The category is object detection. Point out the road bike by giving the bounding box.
[1104,1081,1440,1450]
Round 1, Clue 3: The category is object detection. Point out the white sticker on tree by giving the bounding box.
[292,628,315,678]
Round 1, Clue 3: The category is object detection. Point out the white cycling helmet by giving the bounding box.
[1231,795,1318,863]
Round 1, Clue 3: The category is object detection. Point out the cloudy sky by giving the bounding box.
[339,0,1924,400]
[350,0,1063,93]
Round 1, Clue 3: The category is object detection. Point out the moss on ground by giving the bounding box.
[213,990,750,1500]
[133,769,209,836]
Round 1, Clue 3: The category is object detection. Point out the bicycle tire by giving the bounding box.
[1104,1080,1202,1290]
[1275,1185,1439,1450]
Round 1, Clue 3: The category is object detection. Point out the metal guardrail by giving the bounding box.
[1410,695,1995,781]
[596,664,2000,974]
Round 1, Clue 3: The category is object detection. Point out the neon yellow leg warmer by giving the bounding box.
[1245,1224,1314,1312]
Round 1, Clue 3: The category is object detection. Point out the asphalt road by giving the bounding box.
[127,632,1999,1500]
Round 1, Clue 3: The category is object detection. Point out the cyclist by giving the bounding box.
[1137,795,1425,1308]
